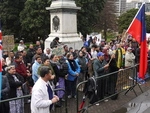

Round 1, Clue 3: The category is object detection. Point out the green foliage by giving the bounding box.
[118,9,138,33]
[93,0,117,41]
[76,0,105,36]
[0,0,26,37]
[20,0,51,42]
[106,32,116,42]
[0,0,106,41]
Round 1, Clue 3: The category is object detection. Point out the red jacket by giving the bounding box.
[13,60,27,78]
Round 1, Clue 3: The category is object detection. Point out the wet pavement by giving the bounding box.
[112,80,150,113]
[25,79,150,113]
[51,80,150,113]
[116,89,150,113]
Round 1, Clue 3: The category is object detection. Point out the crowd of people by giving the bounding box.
[0,35,150,113]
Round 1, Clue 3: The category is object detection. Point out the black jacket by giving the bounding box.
[27,48,35,63]
[6,73,24,98]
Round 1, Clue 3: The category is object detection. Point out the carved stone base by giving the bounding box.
[44,34,83,50]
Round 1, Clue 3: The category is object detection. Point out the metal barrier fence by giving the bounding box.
[76,65,143,113]
[0,88,67,113]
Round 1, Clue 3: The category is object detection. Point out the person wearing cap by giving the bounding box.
[125,47,135,79]
[93,52,109,100]
[17,40,27,51]
[125,47,135,68]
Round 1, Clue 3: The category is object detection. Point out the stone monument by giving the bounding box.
[45,0,82,50]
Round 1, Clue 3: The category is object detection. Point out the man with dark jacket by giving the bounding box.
[93,52,109,100]
[32,47,47,64]
[27,44,35,63]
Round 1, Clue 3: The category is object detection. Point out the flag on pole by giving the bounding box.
[127,3,147,79]
[0,21,2,100]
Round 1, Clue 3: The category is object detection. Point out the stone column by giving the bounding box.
[45,0,82,50]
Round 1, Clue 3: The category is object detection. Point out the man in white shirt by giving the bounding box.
[91,44,98,59]
[31,66,59,113]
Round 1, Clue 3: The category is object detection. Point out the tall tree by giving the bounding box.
[20,0,51,42]
[93,0,117,41]
[75,0,105,37]
[0,0,26,37]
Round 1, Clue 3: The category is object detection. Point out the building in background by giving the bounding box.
[126,1,150,15]
[126,1,139,11]
[115,0,126,16]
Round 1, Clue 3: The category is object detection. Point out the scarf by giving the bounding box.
[68,59,77,71]
[115,48,123,68]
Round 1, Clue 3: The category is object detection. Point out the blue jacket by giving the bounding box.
[32,60,41,83]
[66,60,80,81]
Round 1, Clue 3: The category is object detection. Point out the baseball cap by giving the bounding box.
[127,47,132,50]
[97,52,104,57]
[20,40,23,43]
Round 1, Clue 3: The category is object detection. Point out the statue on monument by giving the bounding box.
[52,16,60,32]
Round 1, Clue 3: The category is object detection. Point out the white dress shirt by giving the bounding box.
[91,50,98,59]
[31,77,53,113]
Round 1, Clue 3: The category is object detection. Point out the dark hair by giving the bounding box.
[81,46,86,51]
[91,44,98,48]
[69,47,73,51]
[86,47,91,53]
[55,37,59,41]
[50,54,56,60]
[36,47,42,51]
[15,54,22,59]
[35,55,41,60]
[64,52,69,57]
[63,45,68,49]
[66,53,72,59]
[78,50,83,56]
[42,56,49,63]
[40,66,51,77]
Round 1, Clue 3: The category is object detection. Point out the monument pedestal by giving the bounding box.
[45,0,82,50]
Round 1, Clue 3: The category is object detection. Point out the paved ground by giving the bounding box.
[51,79,150,113]
[24,79,150,113]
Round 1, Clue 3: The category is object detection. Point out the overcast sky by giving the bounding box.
[126,0,150,2]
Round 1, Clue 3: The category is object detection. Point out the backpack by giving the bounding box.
[59,58,68,77]
[83,76,98,104]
